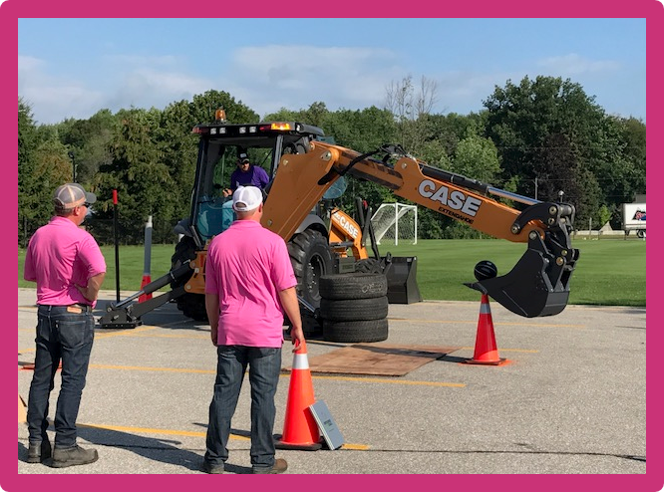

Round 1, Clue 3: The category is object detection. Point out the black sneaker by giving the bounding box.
[27,440,52,464]
[201,460,225,474]
[252,458,288,474]
[51,445,99,468]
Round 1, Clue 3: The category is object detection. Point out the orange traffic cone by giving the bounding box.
[465,294,510,366]
[138,274,152,302]
[275,340,322,450]
[19,394,27,424]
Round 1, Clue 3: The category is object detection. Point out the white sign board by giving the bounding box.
[622,203,646,230]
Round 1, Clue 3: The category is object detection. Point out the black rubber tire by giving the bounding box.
[354,258,383,274]
[285,311,323,338]
[323,318,389,343]
[288,229,333,310]
[170,236,208,322]
[319,273,388,300]
[319,296,389,321]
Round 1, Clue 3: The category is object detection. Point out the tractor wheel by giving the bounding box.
[288,229,334,312]
[323,318,389,343]
[170,236,208,322]
[354,258,383,274]
[319,273,387,300]
[319,296,389,322]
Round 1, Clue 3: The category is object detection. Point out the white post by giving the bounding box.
[394,203,399,246]
[414,207,418,245]
[143,215,153,277]
[139,215,153,302]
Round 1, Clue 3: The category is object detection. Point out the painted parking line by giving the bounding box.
[459,347,539,353]
[85,364,465,388]
[77,422,369,450]
[389,318,586,329]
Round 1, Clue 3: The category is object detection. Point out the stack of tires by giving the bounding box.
[318,273,389,343]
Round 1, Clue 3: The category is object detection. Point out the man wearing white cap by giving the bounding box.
[202,185,305,474]
[23,183,106,468]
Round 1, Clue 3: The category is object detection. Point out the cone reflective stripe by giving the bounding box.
[275,341,322,450]
[465,294,510,366]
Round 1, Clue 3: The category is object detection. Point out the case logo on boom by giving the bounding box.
[418,179,482,221]
[334,214,359,239]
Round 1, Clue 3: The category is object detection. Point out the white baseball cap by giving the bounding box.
[232,186,263,212]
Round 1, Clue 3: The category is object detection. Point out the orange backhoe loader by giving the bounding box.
[99,113,578,331]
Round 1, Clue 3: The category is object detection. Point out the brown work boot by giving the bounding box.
[252,458,288,474]
[27,440,52,463]
[51,445,99,468]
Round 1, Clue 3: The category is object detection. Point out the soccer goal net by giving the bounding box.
[371,203,418,246]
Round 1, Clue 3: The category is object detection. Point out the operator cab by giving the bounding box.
[184,110,325,246]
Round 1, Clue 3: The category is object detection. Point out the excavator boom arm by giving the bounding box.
[261,141,578,318]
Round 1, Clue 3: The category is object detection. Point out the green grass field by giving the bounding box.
[17,238,646,307]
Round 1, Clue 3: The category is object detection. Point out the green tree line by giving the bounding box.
[18,75,645,246]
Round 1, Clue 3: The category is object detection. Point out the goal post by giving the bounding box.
[371,202,418,246]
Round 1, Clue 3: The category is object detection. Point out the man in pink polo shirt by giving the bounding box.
[202,185,305,475]
[23,183,106,468]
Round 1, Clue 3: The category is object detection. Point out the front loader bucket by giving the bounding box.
[466,236,578,318]
[385,256,423,304]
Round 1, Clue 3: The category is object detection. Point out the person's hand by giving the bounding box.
[210,324,218,346]
[290,325,305,352]
[222,189,232,198]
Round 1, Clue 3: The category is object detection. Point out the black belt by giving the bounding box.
[37,304,93,313]
[69,303,93,313]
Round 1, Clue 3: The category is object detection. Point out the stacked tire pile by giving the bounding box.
[318,273,389,343]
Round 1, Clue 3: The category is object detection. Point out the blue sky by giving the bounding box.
[18,18,646,125]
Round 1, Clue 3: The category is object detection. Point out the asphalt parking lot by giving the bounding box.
[17,287,648,477]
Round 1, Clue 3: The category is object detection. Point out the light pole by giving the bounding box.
[68,151,76,183]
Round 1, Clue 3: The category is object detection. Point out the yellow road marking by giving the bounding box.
[21,362,465,388]
[389,318,586,328]
[310,374,465,388]
[459,347,539,353]
[90,364,214,374]
[77,422,369,449]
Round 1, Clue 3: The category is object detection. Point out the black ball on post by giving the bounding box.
[474,260,498,281]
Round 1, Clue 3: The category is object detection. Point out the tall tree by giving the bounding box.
[94,108,173,243]
[483,75,614,224]
[59,109,116,184]
[384,75,439,155]
[18,97,39,244]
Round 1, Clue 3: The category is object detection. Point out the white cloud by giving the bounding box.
[18,55,105,124]
[108,67,212,111]
[537,53,620,75]
[18,53,213,124]
[220,45,403,117]
[17,45,633,125]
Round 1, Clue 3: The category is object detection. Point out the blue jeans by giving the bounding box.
[204,345,282,470]
[27,305,95,449]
